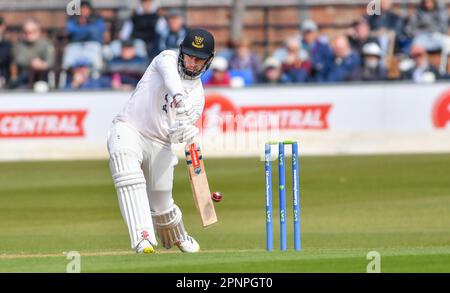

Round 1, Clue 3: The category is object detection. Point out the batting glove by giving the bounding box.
[175,97,197,125]
[168,121,199,144]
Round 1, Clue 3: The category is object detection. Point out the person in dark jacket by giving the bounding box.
[326,36,361,82]
[107,39,149,91]
[157,8,188,53]
[119,0,166,60]
[299,20,333,82]
[0,16,12,88]
[347,18,380,57]
[405,0,449,52]
[365,0,404,35]
[364,0,408,54]
[62,0,105,71]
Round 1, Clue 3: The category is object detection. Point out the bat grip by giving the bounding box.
[185,139,194,148]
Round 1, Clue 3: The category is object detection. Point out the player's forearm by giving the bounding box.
[155,51,184,97]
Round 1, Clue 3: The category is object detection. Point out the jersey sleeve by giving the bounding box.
[153,50,184,98]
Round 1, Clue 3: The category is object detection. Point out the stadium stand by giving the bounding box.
[0,0,449,90]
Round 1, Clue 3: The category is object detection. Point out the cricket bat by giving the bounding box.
[184,142,218,227]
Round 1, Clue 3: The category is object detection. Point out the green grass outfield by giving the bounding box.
[0,154,449,272]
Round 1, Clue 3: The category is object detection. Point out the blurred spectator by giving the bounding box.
[365,0,404,36]
[0,15,12,88]
[104,38,148,62]
[216,39,235,61]
[273,35,308,63]
[65,58,109,90]
[119,0,166,60]
[273,35,311,82]
[399,44,439,82]
[327,36,361,82]
[353,42,388,81]
[11,18,55,89]
[63,0,105,71]
[364,0,409,54]
[204,56,231,87]
[157,8,188,53]
[258,57,290,84]
[347,18,380,57]
[300,20,333,82]
[107,39,149,91]
[405,0,449,52]
[228,36,262,85]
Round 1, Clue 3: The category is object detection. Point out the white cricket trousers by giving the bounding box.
[107,122,178,249]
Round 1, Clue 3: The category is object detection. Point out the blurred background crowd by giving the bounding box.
[0,0,449,91]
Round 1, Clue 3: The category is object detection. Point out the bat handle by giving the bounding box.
[185,138,195,147]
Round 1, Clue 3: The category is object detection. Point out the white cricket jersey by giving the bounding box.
[114,50,205,148]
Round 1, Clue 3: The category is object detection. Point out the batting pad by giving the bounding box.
[152,204,188,249]
[110,151,157,249]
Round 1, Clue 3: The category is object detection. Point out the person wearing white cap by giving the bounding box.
[353,42,388,81]
[301,20,318,33]
[258,57,290,84]
[204,56,231,87]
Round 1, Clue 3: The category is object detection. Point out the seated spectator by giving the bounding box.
[63,0,105,71]
[405,0,449,52]
[274,35,311,82]
[327,36,361,82]
[300,20,333,82]
[104,38,148,62]
[11,18,55,89]
[216,39,235,61]
[228,36,262,84]
[0,15,12,88]
[399,44,439,82]
[157,8,188,53]
[364,0,409,54]
[204,56,231,87]
[65,58,109,90]
[119,0,166,60]
[273,35,308,63]
[347,18,380,57]
[107,39,149,91]
[258,57,290,84]
[353,42,388,81]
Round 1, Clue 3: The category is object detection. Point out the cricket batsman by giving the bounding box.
[107,28,215,254]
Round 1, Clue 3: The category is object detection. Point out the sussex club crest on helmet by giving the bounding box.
[192,36,205,49]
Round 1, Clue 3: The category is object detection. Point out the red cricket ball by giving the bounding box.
[211,192,223,202]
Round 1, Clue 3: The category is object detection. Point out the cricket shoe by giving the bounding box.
[136,239,155,254]
[175,235,200,253]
